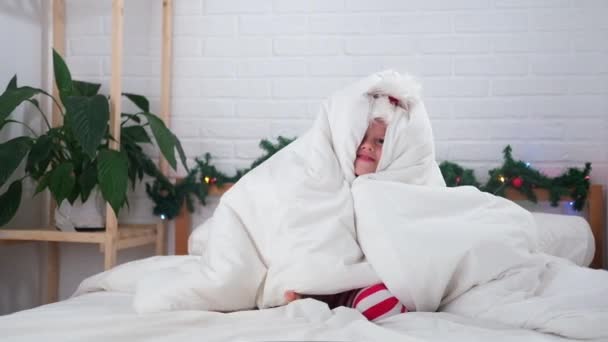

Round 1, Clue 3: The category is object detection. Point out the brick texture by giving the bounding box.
[64,0,608,231]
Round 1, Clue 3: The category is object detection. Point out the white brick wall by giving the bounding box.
[63,0,608,257]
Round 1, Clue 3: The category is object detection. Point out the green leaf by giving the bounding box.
[0,136,33,188]
[64,95,109,159]
[53,49,73,99]
[140,154,162,178]
[97,149,128,215]
[126,156,137,189]
[26,135,52,173]
[72,80,101,96]
[122,125,151,143]
[174,133,189,172]
[0,181,22,227]
[5,75,17,92]
[28,98,39,107]
[67,184,80,204]
[35,173,50,194]
[121,113,141,123]
[79,163,98,202]
[142,112,176,170]
[0,86,40,122]
[123,93,149,112]
[0,119,23,131]
[49,162,75,205]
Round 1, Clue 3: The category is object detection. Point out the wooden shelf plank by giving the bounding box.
[118,234,157,250]
[118,225,157,239]
[0,228,104,243]
[0,224,160,244]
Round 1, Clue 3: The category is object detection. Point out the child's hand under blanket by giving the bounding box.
[284,290,302,303]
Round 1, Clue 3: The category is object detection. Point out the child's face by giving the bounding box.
[354,119,387,176]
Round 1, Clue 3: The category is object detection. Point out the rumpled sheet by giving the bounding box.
[0,291,589,342]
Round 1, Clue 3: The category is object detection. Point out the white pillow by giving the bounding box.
[531,212,595,266]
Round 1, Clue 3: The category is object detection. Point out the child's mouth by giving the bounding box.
[357,155,375,162]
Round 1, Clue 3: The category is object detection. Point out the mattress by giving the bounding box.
[0,291,574,341]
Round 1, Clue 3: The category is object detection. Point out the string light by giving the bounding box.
[204,176,210,184]
[525,162,531,168]
[160,214,166,220]
[499,176,505,183]
[585,176,590,180]
[568,201,574,207]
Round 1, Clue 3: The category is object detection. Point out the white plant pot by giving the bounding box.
[55,189,105,231]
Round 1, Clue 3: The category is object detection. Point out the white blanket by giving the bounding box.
[75,71,608,340]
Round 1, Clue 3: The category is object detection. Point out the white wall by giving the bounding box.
[119,0,606,254]
[2,0,607,314]
[65,0,608,206]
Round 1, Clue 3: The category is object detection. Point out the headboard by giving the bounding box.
[173,184,605,269]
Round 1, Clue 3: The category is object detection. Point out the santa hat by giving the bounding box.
[367,73,421,124]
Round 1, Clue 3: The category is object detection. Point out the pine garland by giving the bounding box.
[147,141,592,219]
[438,161,480,188]
[146,137,295,219]
[440,145,591,211]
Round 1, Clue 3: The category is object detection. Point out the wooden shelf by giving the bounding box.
[0,222,165,305]
[0,224,158,244]
[0,0,175,305]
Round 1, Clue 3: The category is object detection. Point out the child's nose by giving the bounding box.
[360,142,374,151]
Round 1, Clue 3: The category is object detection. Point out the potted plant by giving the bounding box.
[0,50,186,230]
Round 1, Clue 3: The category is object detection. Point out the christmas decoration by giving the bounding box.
[434,146,589,211]
[439,161,480,187]
[474,146,590,211]
[511,177,523,189]
[146,137,295,219]
[147,142,592,219]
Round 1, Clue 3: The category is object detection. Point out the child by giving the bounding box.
[284,95,409,322]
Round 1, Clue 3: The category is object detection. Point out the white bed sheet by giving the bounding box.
[0,292,580,342]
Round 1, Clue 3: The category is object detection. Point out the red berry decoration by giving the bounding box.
[511,176,523,188]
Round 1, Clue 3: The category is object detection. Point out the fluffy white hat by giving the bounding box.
[367,73,421,124]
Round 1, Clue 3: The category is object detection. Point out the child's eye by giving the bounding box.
[377,138,384,145]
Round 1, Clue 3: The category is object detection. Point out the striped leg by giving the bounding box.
[350,283,408,322]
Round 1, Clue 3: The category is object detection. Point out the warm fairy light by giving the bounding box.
[204,176,210,184]
[499,176,505,183]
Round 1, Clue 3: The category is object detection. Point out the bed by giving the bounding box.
[0,184,604,342]
[0,291,584,341]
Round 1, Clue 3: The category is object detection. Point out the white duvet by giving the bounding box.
[74,71,608,340]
